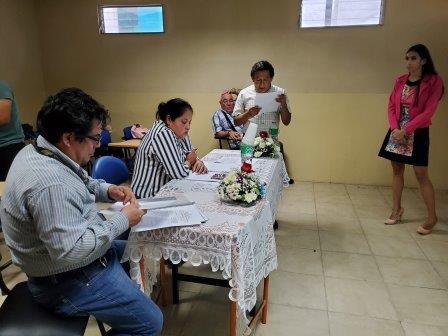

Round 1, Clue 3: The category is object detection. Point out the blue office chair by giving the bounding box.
[92,156,129,185]
[94,129,113,158]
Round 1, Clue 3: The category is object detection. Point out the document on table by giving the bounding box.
[204,161,240,172]
[131,204,208,232]
[255,92,280,113]
[100,197,208,232]
[100,197,180,216]
[185,171,227,182]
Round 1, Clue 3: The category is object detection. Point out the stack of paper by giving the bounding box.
[100,197,208,232]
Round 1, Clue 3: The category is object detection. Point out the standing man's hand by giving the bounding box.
[276,94,288,109]
[121,203,145,227]
[108,185,137,205]
[246,106,261,118]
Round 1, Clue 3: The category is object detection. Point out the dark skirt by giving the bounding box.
[378,127,429,166]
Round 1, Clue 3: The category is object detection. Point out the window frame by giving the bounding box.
[98,4,165,35]
[299,0,386,29]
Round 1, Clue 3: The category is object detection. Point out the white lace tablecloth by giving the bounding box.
[123,149,287,335]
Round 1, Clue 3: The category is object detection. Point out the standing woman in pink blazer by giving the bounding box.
[378,44,444,235]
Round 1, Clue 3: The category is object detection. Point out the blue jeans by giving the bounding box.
[28,241,163,336]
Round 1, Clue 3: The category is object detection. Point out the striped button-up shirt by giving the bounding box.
[131,120,193,198]
[211,109,244,149]
[0,136,128,277]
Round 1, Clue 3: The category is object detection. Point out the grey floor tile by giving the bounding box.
[320,231,371,254]
[376,256,446,289]
[269,271,327,310]
[366,234,426,259]
[256,304,329,336]
[417,240,448,262]
[322,251,382,281]
[317,214,363,234]
[316,202,357,219]
[388,284,448,327]
[326,277,398,320]
[276,228,320,250]
[329,312,404,336]
[401,321,448,336]
[277,245,323,275]
[360,218,412,238]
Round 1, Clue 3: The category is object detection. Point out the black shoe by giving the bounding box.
[273,221,279,230]
[289,178,295,185]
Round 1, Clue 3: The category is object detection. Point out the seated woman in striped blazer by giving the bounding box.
[131,98,207,198]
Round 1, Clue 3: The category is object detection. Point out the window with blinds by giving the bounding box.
[300,0,385,28]
[98,5,164,34]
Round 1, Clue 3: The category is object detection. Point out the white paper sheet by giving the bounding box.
[184,171,226,182]
[255,92,280,113]
[205,161,240,172]
[131,204,207,232]
[99,197,178,216]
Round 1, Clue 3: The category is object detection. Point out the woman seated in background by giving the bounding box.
[132,98,207,198]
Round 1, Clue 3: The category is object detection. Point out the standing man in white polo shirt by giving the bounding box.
[233,60,294,184]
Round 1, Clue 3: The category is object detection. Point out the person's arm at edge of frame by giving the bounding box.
[0,98,12,126]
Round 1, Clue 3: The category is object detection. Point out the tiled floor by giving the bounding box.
[1,182,448,335]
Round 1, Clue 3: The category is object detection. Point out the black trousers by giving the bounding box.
[0,142,25,181]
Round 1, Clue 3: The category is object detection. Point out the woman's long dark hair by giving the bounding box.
[407,44,437,76]
[407,44,443,99]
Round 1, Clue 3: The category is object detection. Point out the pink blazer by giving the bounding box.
[387,73,444,133]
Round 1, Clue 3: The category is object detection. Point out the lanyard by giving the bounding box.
[33,143,95,195]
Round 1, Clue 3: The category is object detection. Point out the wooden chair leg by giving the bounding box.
[229,301,237,336]
[172,263,179,304]
[159,258,167,306]
[139,258,146,292]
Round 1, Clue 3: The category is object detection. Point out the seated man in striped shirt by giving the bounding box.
[0,88,163,335]
[132,98,207,199]
[211,90,243,150]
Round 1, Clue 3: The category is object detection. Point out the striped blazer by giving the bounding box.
[131,120,193,198]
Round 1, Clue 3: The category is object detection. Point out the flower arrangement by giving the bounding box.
[253,131,280,158]
[218,163,265,204]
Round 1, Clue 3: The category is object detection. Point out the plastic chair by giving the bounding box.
[214,135,230,149]
[0,251,107,336]
[92,156,129,185]
[122,126,133,140]
[94,129,112,158]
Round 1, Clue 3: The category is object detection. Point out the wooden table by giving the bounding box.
[108,139,141,161]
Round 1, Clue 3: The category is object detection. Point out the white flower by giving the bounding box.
[254,151,262,158]
[244,192,257,203]
[259,142,266,149]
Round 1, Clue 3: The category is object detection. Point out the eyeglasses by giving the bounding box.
[85,134,101,144]
[222,99,234,104]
